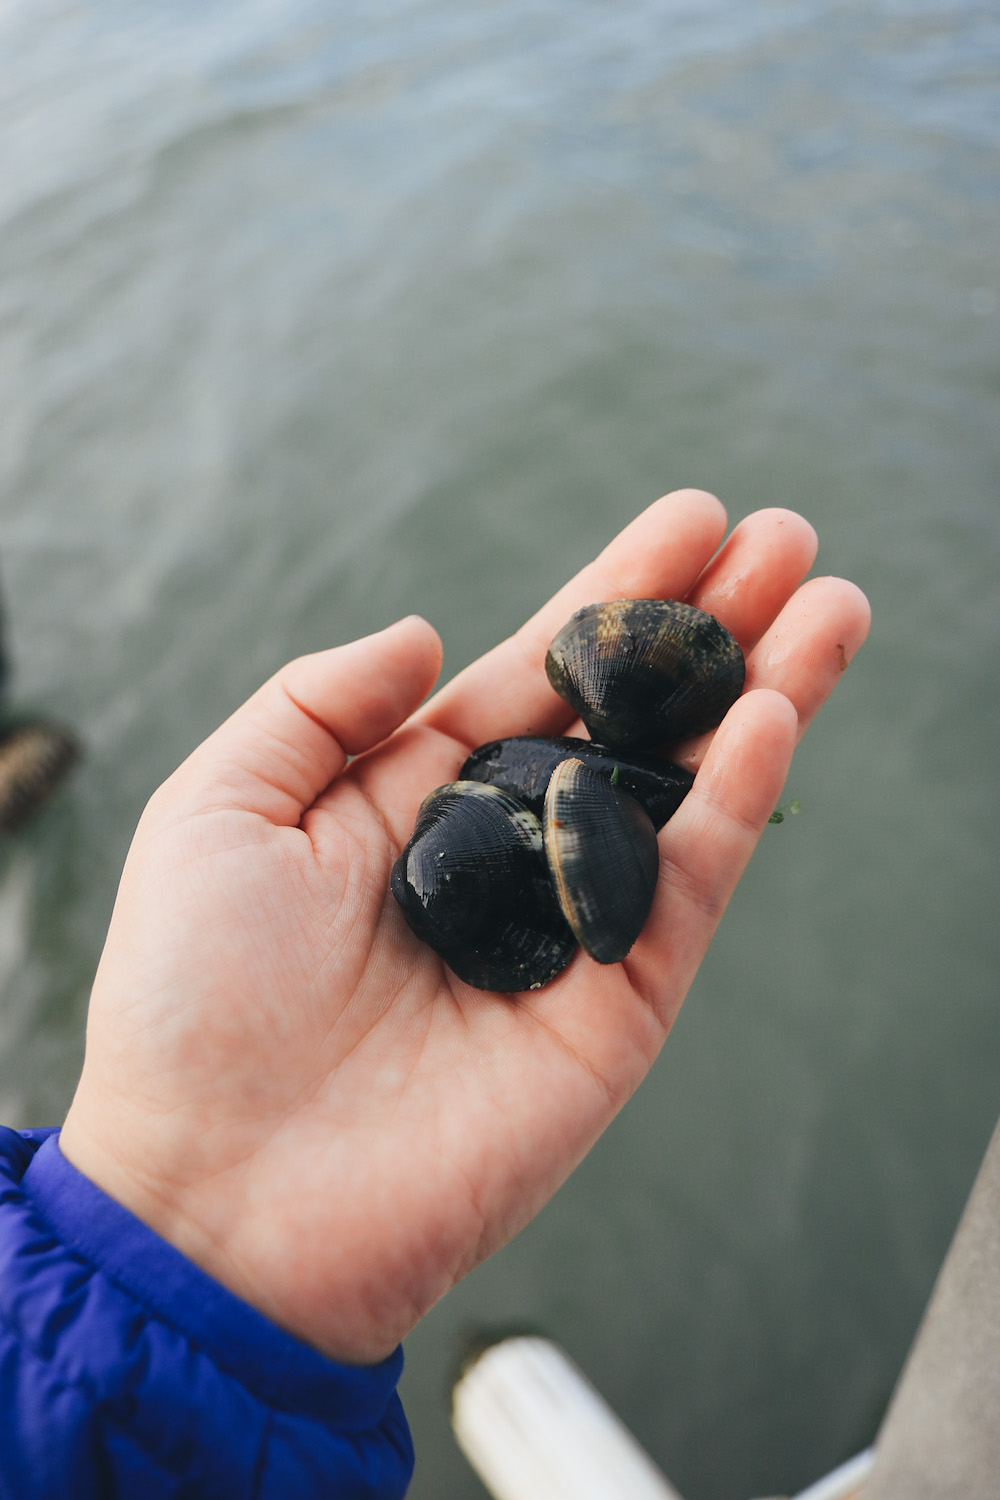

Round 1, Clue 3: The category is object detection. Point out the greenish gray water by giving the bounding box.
[1,2,998,1495]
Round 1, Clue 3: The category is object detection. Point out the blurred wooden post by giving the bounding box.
[452,1335,685,1500]
[859,1114,1000,1500]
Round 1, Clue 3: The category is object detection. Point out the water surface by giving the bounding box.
[1,2,998,1495]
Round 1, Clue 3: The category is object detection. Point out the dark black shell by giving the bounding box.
[543,758,660,965]
[391,781,577,992]
[391,595,747,991]
[545,598,745,749]
[460,735,694,831]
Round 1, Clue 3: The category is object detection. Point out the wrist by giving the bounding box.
[59,1098,406,1366]
[8,1126,413,1500]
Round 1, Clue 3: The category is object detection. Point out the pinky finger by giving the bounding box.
[744,575,871,739]
[625,689,799,1028]
[672,575,871,772]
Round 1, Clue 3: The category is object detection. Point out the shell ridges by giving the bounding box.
[545,598,745,749]
[391,596,745,991]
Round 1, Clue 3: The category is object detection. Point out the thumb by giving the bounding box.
[165,615,443,824]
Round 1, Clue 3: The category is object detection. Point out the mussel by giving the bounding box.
[545,598,744,749]
[390,781,577,992]
[460,735,694,830]
[543,757,660,965]
[391,597,744,991]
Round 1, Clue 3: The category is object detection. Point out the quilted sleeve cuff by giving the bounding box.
[0,1126,414,1500]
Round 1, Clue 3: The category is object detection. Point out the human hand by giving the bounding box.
[60,490,870,1364]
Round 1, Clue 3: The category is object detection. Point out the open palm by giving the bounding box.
[61,490,870,1364]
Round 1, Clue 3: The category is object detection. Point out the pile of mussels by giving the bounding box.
[391,598,745,991]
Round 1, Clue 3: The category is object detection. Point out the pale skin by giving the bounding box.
[60,490,871,1365]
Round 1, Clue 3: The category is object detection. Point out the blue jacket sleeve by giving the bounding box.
[0,1126,414,1500]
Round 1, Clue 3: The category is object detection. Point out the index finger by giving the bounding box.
[417,488,728,750]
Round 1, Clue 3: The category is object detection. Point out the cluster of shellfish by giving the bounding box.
[391,598,745,991]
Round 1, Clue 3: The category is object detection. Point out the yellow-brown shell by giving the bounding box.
[545,598,745,749]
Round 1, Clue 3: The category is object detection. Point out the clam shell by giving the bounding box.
[391,781,577,992]
[543,757,660,966]
[545,598,745,749]
[459,735,694,831]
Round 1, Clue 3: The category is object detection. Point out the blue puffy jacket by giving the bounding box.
[0,1126,413,1499]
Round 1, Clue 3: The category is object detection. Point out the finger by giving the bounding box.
[744,575,872,738]
[625,688,799,1026]
[165,616,443,823]
[687,508,818,652]
[673,575,871,771]
[418,488,729,749]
